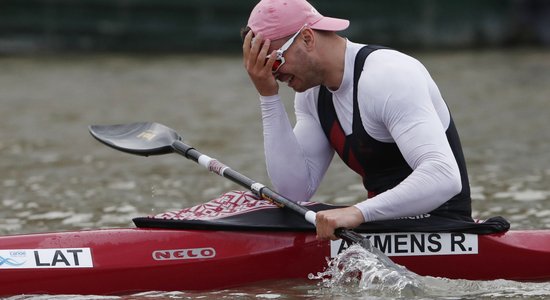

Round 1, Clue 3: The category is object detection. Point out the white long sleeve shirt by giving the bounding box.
[259,40,462,222]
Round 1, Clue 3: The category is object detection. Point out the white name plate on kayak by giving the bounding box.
[331,232,478,257]
[0,248,93,269]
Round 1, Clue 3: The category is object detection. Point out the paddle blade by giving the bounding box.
[89,122,180,156]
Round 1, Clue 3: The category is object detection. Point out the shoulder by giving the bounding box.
[358,48,436,121]
[360,49,431,102]
[364,49,428,85]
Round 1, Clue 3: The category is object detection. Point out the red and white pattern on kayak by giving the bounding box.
[151,190,316,220]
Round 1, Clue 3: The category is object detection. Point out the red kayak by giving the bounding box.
[0,190,548,296]
[1,227,550,296]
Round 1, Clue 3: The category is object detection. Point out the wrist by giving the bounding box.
[259,94,280,103]
[350,206,366,224]
[353,204,368,222]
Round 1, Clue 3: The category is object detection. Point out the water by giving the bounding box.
[1,48,550,298]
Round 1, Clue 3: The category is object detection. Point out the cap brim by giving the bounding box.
[310,17,350,32]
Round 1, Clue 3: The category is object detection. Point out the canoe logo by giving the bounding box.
[152,247,216,261]
[0,256,25,267]
[0,248,93,269]
[137,130,156,141]
[0,250,27,266]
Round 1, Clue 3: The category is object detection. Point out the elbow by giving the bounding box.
[441,163,462,200]
[271,179,314,203]
[447,174,462,198]
[419,158,462,204]
[275,186,309,203]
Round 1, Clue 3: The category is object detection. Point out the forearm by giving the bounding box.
[260,95,314,202]
[355,160,461,222]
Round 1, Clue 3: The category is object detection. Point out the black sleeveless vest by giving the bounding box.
[317,45,472,218]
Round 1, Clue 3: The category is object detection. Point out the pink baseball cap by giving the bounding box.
[247,0,350,41]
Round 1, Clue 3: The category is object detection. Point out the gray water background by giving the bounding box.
[0,48,549,298]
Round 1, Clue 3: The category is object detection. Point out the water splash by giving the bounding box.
[309,244,425,298]
[309,244,550,299]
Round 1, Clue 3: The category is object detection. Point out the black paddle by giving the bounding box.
[89,122,387,255]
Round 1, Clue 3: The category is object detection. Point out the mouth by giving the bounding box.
[280,74,294,86]
[275,73,298,88]
[275,73,292,82]
[286,75,295,85]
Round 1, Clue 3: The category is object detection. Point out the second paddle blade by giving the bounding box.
[89,122,180,156]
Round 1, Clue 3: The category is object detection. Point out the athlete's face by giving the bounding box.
[270,29,324,92]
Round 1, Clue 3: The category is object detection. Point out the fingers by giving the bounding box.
[255,40,271,72]
[242,30,253,64]
[245,33,273,75]
[243,31,261,68]
[241,31,279,96]
[315,207,366,241]
[265,49,278,72]
[315,211,338,241]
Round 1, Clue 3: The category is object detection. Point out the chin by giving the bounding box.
[288,82,308,93]
[292,83,315,93]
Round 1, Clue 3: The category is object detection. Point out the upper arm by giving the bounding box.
[360,53,455,171]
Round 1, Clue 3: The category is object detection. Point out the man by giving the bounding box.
[242,0,472,241]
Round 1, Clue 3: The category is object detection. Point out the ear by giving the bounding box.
[301,28,315,51]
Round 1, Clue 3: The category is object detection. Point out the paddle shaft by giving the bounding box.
[172,140,365,244]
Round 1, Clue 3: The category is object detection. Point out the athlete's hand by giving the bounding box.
[242,31,279,97]
[315,206,365,241]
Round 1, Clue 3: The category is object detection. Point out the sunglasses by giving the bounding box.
[268,24,307,73]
